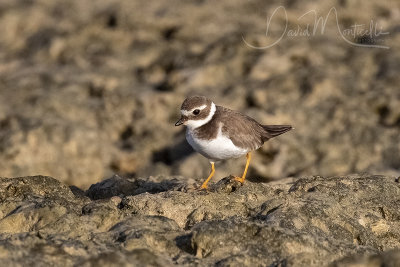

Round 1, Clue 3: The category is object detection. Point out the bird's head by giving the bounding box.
[175,95,216,129]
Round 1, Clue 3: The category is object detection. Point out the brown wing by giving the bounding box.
[216,106,265,151]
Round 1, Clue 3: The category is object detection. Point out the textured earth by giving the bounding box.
[0,0,399,188]
[0,174,400,266]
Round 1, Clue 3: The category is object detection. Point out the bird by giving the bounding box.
[175,95,292,189]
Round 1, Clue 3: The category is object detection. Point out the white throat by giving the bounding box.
[186,102,216,130]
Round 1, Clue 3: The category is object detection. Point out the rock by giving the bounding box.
[86,175,139,200]
[0,176,84,234]
[189,218,371,266]
[79,249,174,267]
[86,174,186,200]
[1,174,400,265]
[333,249,400,267]
[0,175,76,201]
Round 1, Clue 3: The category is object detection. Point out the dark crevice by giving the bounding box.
[266,205,282,216]
[338,0,347,7]
[154,81,173,92]
[307,186,317,192]
[246,93,257,108]
[116,232,127,243]
[162,26,179,40]
[120,126,133,140]
[175,234,195,255]
[299,77,312,97]
[269,258,288,267]
[379,207,386,219]
[376,105,400,128]
[107,14,118,28]
[356,35,375,45]
[117,126,135,151]
[88,84,104,98]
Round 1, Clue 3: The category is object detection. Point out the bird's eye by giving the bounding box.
[193,109,200,115]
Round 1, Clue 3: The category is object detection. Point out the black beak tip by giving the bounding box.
[175,120,183,126]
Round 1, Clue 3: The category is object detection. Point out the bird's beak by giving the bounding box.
[175,116,186,126]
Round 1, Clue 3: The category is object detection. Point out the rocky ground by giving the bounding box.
[0,0,399,188]
[0,174,399,266]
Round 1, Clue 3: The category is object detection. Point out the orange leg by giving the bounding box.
[200,162,215,189]
[235,152,251,184]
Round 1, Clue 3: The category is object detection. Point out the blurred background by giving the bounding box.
[0,0,399,189]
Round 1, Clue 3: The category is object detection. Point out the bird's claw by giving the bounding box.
[197,184,209,191]
[233,176,245,184]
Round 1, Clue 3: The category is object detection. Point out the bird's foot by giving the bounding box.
[197,183,209,191]
[233,176,245,184]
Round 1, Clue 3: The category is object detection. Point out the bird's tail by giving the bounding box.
[262,125,293,140]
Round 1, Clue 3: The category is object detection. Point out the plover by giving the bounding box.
[175,95,292,189]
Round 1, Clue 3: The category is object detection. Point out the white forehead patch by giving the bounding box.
[181,104,208,116]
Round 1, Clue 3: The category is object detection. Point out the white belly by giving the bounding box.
[186,126,248,162]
